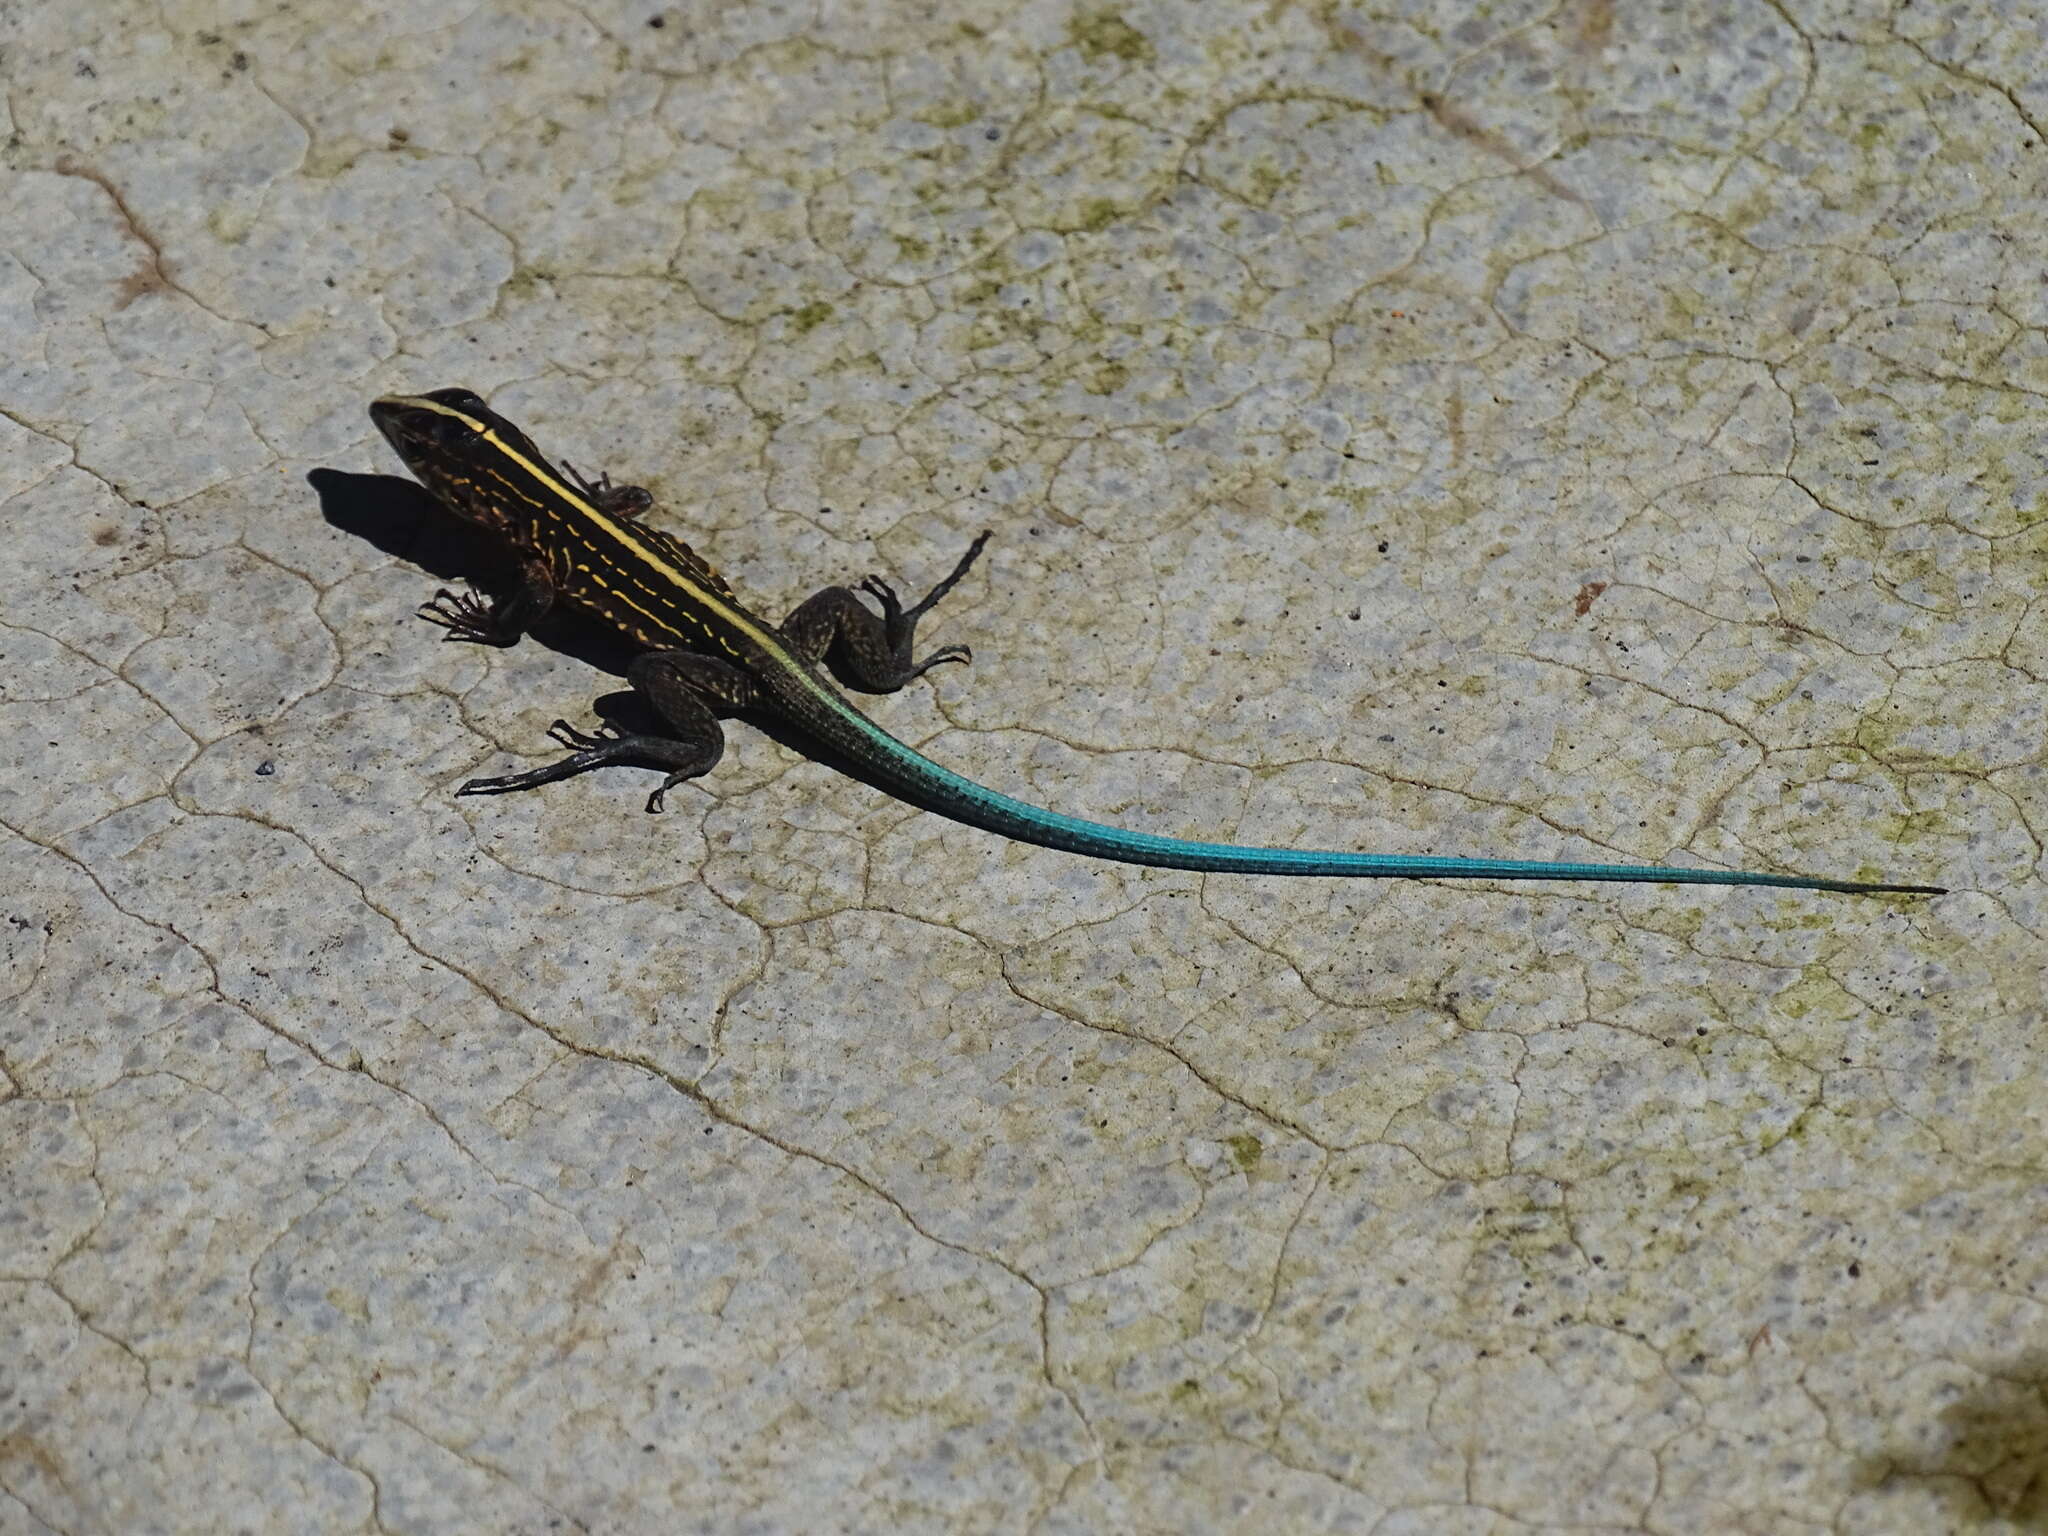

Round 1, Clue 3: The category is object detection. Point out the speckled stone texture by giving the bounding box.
[1,0,2041,1532]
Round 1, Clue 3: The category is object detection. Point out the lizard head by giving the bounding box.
[370,387,550,525]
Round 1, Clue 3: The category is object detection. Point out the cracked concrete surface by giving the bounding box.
[0,0,2042,1530]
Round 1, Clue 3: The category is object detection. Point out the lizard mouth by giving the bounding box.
[369,395,435,459]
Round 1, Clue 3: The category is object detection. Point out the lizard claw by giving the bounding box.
[858,574,905,619]
[418,585,505,644]
[912,644,972,675]
[548,719,617,752]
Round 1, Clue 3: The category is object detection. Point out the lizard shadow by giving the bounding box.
[310,467,642,679]
[310,466,963,812]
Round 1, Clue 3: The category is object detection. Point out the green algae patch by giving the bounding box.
[1070,11,1154,64]
[788,300,834,333]
[1225,1133,1264,1173]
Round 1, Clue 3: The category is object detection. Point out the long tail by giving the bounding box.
[789,685,1944,896]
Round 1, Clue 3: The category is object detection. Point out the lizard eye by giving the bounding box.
[431,413,479,447]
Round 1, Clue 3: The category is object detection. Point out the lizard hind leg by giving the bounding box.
[456,650,755,813]
[781,530,992,692]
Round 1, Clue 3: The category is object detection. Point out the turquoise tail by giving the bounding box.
[797,691,1944,897]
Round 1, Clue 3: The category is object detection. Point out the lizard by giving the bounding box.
[370,388,1945,897]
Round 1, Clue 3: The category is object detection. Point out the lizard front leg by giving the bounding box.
[781,530,991,692]
[419,552,555,647]
[456,652,759,813]
[558,459,654,519]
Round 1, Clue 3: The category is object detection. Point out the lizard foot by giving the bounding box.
[418,585,513,645]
